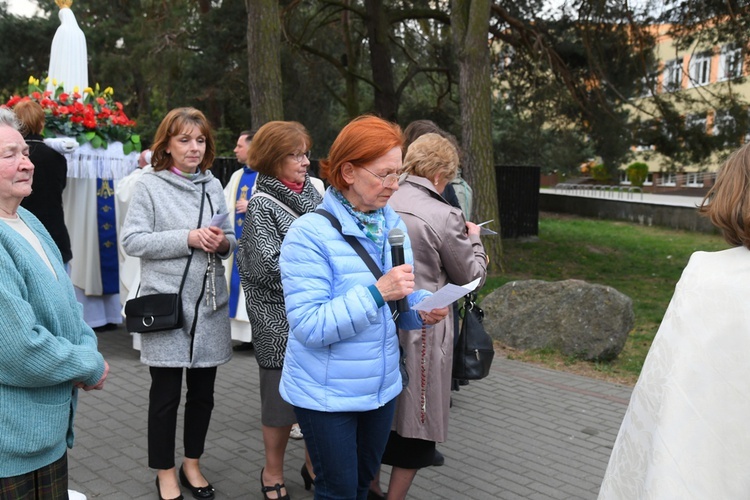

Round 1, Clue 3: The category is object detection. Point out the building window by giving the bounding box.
[637,72,658,98]
[686,113,707,133]
[659,172,677,186]
[714,109,738,146]
[685,172,704,187]
[719,44,743,81]
[713,110,734,136]
[689,51,712,87]
[620,170,631,185]
[663,58,683,92]
[643,173,653,186]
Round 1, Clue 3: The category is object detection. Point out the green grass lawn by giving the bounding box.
[481,213,730,384]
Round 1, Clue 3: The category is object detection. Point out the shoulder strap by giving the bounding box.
[315,209,381,278]
[254,191,301,219]
[135,182,204,298]
[316,209,398,318]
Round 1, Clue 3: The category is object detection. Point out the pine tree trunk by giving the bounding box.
[451,0,502,272]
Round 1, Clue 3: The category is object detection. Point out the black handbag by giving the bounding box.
[124,183,205,334]
[125,292,184,333]
[453,292,495,380]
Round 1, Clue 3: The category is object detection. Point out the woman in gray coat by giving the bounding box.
[121,108,235,500]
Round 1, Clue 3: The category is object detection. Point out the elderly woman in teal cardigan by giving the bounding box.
[0,108,109,496]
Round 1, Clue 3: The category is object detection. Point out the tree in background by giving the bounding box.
[246,0,284,125]
[452,0,501,269]
[489,0,656,179]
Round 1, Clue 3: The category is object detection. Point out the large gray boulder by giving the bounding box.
[481,279,633,361]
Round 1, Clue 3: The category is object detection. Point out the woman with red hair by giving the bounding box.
[278,115,449,499]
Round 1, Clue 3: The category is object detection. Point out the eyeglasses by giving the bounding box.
[361,167,400,188]
[289,151,311,163]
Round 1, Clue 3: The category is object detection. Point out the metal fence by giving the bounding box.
[554,183,644,200]
[496,165,540,239]
[211,157,240,187]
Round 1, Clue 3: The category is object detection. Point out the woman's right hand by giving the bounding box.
[188,227,228,253]
[375,264,415,302]
[466,221,481,236]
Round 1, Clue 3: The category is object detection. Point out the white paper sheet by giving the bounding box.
[210,213,228,227]
[477,219,498,235]
[412,277,481,311]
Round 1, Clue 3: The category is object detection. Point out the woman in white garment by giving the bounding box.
[599,142,750,499]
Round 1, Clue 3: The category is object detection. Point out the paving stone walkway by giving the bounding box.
[69,327,632,499]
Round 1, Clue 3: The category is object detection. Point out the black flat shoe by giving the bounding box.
[300,463,314,490]
[432,448,445,466]
[261,467,290,500]
[367,489,386,500]
[155,476,184,500]
[179,466,215,500]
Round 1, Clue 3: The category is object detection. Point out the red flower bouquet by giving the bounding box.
[6,76,141,154]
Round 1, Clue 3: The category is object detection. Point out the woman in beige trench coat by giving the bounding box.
[376,132,488,499]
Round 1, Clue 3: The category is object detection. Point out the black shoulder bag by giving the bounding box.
[124,183,206,333]
[315,209,409,387]
[452,292,495,380]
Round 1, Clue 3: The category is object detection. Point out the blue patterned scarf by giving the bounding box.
[331,188,387,257]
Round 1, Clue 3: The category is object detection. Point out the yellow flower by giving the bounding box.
[73,86,79,93]
[44,76,50,83]
[104,87,114,95]
[28,75,35,84]
[52,78,58,86]
[95,83,100,92]
[84,87,94,94]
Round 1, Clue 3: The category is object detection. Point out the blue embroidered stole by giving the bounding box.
[96,178,119,294]
[229,167,257,317]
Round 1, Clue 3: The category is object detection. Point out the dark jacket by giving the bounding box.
[20,134,72,263]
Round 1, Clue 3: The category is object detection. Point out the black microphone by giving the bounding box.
[388,228,410,313]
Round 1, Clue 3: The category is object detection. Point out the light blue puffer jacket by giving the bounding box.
[279,191,429,412]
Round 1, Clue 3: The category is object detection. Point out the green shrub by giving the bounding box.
[626,162,649,187]
[591,164,610,183]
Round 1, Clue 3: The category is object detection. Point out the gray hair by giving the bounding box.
[0,107,20,130]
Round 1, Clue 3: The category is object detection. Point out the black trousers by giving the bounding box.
[148,366,217,470]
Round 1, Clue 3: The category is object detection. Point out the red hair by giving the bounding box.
[320,115,403,191]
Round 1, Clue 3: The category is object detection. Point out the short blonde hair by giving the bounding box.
[699,142,750,248]
[401,133,459,184]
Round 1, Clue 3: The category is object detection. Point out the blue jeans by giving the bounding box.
[294,398,397,500]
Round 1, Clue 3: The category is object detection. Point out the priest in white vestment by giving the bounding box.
[224,131,257,345]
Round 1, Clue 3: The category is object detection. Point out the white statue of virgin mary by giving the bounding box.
[47,0,88,92]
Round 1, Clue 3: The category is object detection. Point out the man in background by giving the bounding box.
[224,130,257,351]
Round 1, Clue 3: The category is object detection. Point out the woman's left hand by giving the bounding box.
[419,307,449,326]
[191,226,229,253]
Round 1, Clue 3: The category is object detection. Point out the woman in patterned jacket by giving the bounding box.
[236,121,322,500]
